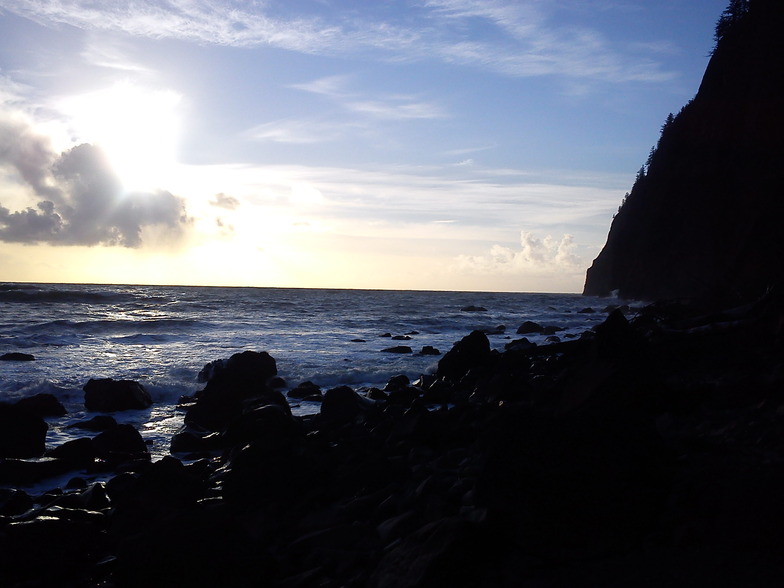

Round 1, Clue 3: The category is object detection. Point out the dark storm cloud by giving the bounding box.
[0,117,191,247]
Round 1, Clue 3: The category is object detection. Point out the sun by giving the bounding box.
[60,81,182,193]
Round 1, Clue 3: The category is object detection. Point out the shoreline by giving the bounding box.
[2,294,784,586]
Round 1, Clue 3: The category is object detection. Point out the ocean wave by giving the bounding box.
[24,317,205,335]
[0,284,134,305]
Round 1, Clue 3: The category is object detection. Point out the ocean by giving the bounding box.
[0,283,614,466]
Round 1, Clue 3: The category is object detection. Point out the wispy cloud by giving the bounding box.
[244,118,354,144]
[290,75,447,121]
[1,0,678,84]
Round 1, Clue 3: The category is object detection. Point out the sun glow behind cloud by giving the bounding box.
[59,82,182,193]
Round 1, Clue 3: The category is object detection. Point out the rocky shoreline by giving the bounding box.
[2,294,784,586]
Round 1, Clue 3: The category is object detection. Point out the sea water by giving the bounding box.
[0,283,616,467]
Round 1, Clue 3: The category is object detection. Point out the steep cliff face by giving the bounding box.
[583,0,784,304]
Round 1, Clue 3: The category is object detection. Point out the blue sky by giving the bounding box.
[0,0,726,292]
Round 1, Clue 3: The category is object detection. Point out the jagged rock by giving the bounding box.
[83,378,152,412]
[437,330,493,383]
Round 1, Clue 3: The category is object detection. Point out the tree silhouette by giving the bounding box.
[714,0,750,47]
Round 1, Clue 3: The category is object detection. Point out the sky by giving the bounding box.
[0,0,727,293]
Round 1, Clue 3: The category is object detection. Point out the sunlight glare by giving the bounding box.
[61,82,182,193]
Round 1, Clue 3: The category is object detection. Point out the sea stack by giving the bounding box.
[584,0,784,304]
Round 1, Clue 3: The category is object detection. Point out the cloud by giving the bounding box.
[454,231,584,276]
[245,118,350,144]
[290,75,447,121]
[0,114,191,247]
[1,0,677,85]
[209,192,240,210]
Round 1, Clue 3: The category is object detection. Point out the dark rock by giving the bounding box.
[0,488,33,516]
[504,338,536,352]
[391,334,412,340]
[46,437,96,469]
[516,320,544,334]
[0,403,47,458]
[15,393,67,417]
[0,352,35,361]
[351,338,367,343]
[437,330,492,383]
[83,378,152,412]
[481,324,506,335]
[288,381,322,399]
[380,332,392,337]
[542,325,565,335]
[66,414,118,431]
[222,403,301,449]
[418,345,441,356]
[578,307,596,313]
[461,305,487,312]
[321,386,368,424]
[382,346,413,354]
[92,423,150,466]
[0,457,73,484]
[384,375,410,392]
[185,350,282,431]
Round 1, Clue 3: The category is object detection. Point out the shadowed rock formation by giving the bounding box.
[584,0,784,305]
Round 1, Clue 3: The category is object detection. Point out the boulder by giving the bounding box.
[92,424,150,466]
[321,386,367,424]
[418,346,441,356]
[437,330,493,383]
[66,415,118,432]
[15,393,67,417]
[516,321,544,334]
[288,381,322,399]
[0,352,35,361]
[83,378,152,412]
[460,305,487,312]
[0,403,48,458]
[382,346,413,354]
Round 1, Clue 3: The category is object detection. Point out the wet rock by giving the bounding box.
[0,403,47,458]
[391,335,412,341]
[0,352,35,361]
[321,386,373,425]
[83,378,153,412]
[185,350,282,431]
[288,381,322,399]
[66,415,118,432]
[418,345,441,356]
[382,346,413,354]
[92,423,150,466]
[516,320,544,334]
[437,330,493,383]
[15,393,67,417]
[46,437,96,469]
[461,305,487,312]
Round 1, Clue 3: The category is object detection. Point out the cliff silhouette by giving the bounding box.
[584,0,784,304]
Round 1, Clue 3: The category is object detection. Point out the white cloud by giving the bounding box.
[1,0,678,84]
[454,231,584,276]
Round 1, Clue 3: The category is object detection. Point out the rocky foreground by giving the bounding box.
[3,294,784,587]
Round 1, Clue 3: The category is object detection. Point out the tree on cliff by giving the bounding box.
[714,0,750,47]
